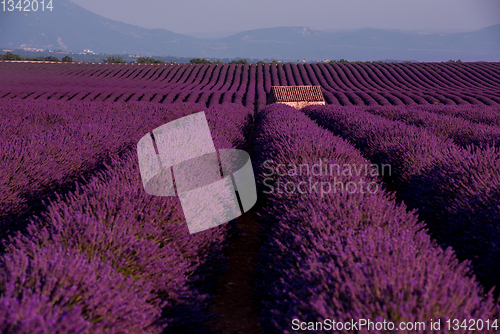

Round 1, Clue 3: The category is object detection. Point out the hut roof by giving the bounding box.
[268,85,325,103]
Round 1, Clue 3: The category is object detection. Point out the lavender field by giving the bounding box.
[2,61,500,111]
[0,61,499,333]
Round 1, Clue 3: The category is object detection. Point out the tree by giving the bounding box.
[230,59,248,64]
[137,56,166,64]
[25,56,60,62]
[190,58,212,64]
[103,56,127,63]
[1,52,24,61]
[257,61,266,65]
[329,59,349,63]
[61,56,73,62]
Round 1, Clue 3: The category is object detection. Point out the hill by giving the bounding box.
[0,0,499,61]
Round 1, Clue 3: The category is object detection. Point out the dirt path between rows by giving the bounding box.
[207,208,263,334]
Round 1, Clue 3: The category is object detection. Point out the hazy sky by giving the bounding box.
[71,0,500,35]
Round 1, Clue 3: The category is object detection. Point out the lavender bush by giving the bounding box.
[0,100,211,238]
[303,104,500,294]
[0,102,253,333]
[1,62,500,110]
[365,105,500,148]
[252,103,498,333]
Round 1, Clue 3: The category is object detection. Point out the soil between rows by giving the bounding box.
[207,209,263,334]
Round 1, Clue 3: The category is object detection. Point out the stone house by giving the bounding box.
[267,85,325,109]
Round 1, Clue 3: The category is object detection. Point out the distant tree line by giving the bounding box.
[327,59,383,63]
[0,52,24,61]
[188,58,320,65]
[189,58,248,64]
[102,56,128,63]
[2,52,464,65]
[0,52,73,62]
[187,58,413,65]
[104,56,176,64]
[2,52,281,64]
[327,59,418,64]
[137,56,166,64]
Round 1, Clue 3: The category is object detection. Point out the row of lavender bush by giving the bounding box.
[303,104,500,294]
[2,62,500,109]
[251,103,498,333]
[0,102,253,333]
[364,105,500,148]
[420,104,500,126]
[3,61,499,96]
[0,100,212,235]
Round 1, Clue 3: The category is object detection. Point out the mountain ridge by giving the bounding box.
[0,0,498,61]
